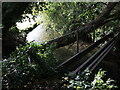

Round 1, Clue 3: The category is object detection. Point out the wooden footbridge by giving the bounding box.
[57,32,120,74]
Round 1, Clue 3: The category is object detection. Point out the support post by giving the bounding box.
[76,30,79,53]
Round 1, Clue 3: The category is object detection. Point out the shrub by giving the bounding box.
[62,69,118,90]
[2,42,58,89]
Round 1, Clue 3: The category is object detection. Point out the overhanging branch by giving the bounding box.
[45,3,118,48]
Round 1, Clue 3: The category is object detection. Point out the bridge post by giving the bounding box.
[76,30,79,53]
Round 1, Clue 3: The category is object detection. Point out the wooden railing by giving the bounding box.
[58,32,120,74]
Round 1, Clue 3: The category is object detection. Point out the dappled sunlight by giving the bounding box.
[16,20,35,30]
[16,14,42,30]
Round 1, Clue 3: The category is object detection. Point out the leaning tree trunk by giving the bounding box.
[45,2,118,48]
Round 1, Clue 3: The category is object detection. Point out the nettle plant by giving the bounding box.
[62,69,117,90]
[2,42,58,89]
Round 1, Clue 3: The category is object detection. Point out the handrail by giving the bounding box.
[71,33,120,74]
[57,32,120,88]
[89,33,120,72]
[58,32,113,68]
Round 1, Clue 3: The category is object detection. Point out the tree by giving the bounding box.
[44,2,120,48]
[2,2,45,57]
[2,2,120,57]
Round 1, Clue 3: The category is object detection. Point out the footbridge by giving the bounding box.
[57,32,120,74]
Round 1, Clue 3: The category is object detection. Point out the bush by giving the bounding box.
[62,69,117,90]
[2,42,58,89]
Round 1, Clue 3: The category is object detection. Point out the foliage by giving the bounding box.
[2,42,58,89]
[2,2,30,34]
[2,2,46,33]
[37,2,119,43]
[62,69,117,90]
[2,2,47,57]
[3,2,120,57]
[41,2,104,35]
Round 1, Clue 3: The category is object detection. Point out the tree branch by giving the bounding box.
[45,2,118,48]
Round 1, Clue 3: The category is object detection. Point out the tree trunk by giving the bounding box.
[46,2,118,48]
